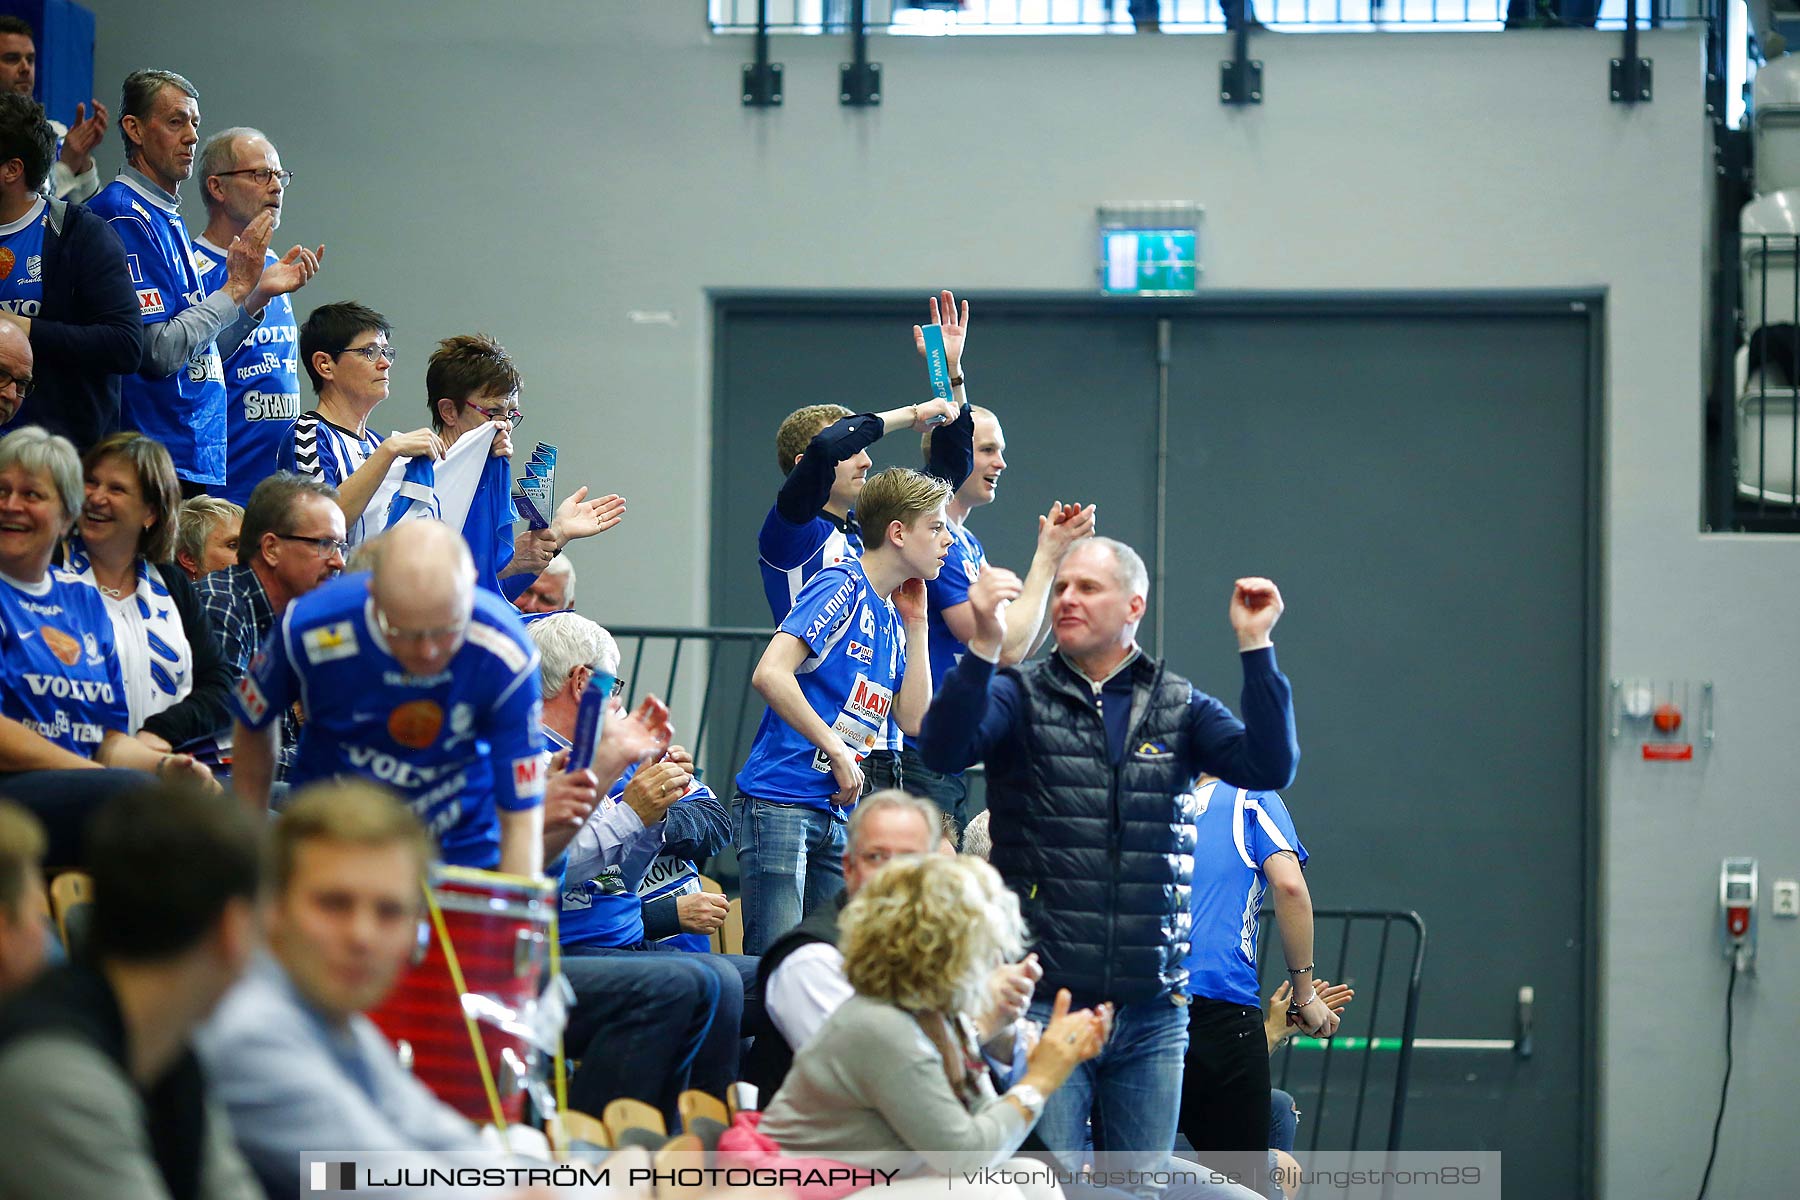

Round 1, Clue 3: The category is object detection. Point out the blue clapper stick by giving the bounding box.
[567,684,607,772]
[920,323,953,425]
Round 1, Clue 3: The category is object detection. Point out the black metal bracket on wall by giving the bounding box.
[840,1,881,106]
[741,0,783,106]
[1219,22,1261,106]
[1610,0,1651,104]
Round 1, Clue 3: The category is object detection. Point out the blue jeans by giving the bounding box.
[732,795,846,955]
[862,748,902,794]
[898,744,969,826]
[560,947,724,1126]
[1268,1088,1298,1153]
[1030,991,1191,1198]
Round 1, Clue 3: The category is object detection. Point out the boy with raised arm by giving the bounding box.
[758,291,972,791]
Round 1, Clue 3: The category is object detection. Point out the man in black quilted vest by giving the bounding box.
[921,536,1298,1196]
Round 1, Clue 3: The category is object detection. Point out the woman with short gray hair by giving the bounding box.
[0,426,216,864]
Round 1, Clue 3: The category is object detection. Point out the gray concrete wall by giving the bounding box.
[82,4,1796,1195]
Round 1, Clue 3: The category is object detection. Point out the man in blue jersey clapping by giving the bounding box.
[906,396,1098,824]
[88,70,318,496]
[229,519,547,877]
[193,127,318,506]
[734,466,953,954]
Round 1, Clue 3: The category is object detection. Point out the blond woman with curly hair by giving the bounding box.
[760,854,1110,1198]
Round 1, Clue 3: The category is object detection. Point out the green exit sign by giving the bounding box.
[1101,227,1199,296]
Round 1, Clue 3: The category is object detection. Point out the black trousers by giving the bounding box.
[0,768,157,867]
[1179,995,1271,1154]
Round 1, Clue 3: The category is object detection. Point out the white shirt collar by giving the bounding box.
[116,165,181,214]
[0,195,46,238]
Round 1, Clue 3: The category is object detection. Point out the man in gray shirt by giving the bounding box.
[0,783,265,1200]
[197,781,489,1200]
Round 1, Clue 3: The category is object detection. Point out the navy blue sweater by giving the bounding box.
[9,199,143,452]
[921,645,1298,791]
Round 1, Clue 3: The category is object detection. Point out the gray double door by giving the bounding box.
[713,294,1597,1197]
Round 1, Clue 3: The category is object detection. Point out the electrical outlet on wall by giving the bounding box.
[1774,880,1800,918]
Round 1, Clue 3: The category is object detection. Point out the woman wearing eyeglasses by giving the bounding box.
[0,426,216,864]
[62,432,233,753]
[279,302,445,551]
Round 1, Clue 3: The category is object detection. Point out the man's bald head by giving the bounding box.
[368,521,475,676]
[0,319,30,426]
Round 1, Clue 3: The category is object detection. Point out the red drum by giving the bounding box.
[368,865,554,1125]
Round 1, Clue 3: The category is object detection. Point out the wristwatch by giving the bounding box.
[1008,1083,1047,1122]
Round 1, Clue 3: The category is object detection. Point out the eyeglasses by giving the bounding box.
[582,670,625,699]
[275,533,349,559]
[466,402,524,429]
[213,167,294,187]
[374,603,470,645]
[0,368,34,398]
[339,342,397,365]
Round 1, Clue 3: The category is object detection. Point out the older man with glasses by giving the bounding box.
[197,471,347,784]
[88,69,318,497]
[423,332,624,600]
[0,321,31,428]
[193,127,321,506]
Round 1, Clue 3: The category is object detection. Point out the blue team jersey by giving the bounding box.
[88,175,227,486]
[544,716,708,953]
[231,572,546,869]
[279,412,386,545]
[735,559,904,809]
[757,507,860,622]
[194,239,301,505]
[558,760,718,951]
[639,857,710,954]
[1182,781,1309,1008]
[0,197,49,321]
[0,569,127,757]
[925,520,986,694]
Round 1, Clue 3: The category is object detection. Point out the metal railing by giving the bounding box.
[1726,238,1800,528]
[613,628,1434,1149]
[710,0,1711,33]
[1254,908,1427,1152]
[608,625,773,793]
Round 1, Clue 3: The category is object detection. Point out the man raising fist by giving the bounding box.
[920,537,1299,1197]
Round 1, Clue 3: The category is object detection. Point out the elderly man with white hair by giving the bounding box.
[525,611,733,953]
[513,553,574,614]
[524,608,758,1104]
